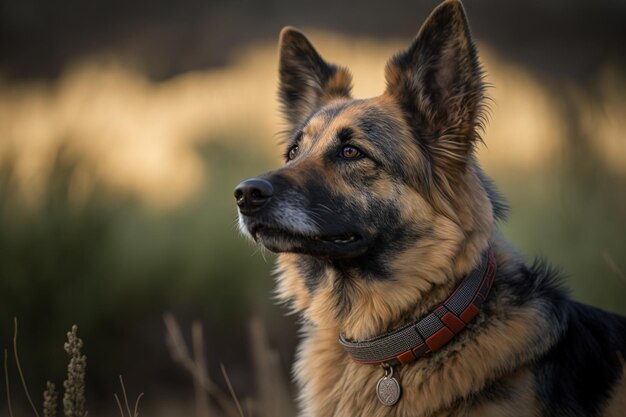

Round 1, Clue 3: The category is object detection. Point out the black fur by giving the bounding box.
[535,303,626,416]
[488,257,626,416]
[476,165,509,221]
[296,256,326,293]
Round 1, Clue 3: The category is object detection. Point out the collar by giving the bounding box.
[339,248,496,367]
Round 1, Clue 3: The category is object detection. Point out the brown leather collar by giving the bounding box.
[339,248,497,367]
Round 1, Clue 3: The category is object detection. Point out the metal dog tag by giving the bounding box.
[376,366,401,406]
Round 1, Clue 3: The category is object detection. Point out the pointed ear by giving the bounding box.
[278,27,353,129]
[385,0,485,180]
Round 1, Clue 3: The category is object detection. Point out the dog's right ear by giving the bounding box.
[278,27,353,129]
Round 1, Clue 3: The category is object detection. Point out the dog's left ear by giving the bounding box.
[278,27,353,129]
[385,0,485,181]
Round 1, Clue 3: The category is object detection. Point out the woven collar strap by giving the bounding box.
[339,248,496,367]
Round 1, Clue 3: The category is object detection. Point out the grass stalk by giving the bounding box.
[4,348,14,417]
[13,318,40,417]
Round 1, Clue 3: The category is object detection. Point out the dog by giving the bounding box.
[234,1,626,415]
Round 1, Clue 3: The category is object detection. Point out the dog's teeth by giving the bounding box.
[333,236,355,244]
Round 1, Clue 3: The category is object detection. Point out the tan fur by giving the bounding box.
[322,69,354,102]
[274,254,312,314]
[287,239,558,417]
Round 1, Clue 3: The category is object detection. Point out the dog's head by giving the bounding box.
[234,0,503,332]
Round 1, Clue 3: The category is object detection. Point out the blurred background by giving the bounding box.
[1,0,625,415]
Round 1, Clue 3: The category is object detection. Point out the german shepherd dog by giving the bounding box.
[234,1,626,415]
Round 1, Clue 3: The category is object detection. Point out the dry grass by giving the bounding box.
[164,313,294,417]
[4,320,148,417]
[3,320,93,417]
[11,318,41,417]
[113,376,143,417]
[62,326,86,417]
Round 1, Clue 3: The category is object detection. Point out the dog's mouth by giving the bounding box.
[252,226,368,258]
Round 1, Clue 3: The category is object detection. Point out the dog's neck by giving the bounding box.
[337,238,489,342]
[339,248,496,366]
[276,225,491,342]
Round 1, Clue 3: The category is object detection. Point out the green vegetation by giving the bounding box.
[0,137,281,405]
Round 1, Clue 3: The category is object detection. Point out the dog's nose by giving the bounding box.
[234,178,274,215]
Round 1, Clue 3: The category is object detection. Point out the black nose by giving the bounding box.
[234,178,274,215]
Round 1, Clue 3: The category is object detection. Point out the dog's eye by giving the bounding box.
[287,145,299,161]
[340,146,362,159]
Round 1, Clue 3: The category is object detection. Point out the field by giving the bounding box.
[1,2,625,415]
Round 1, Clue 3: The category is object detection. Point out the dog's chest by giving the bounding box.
[295,329,447,417]
[294,328,540,417]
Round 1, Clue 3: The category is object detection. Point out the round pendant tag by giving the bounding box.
[376,375,401,406]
